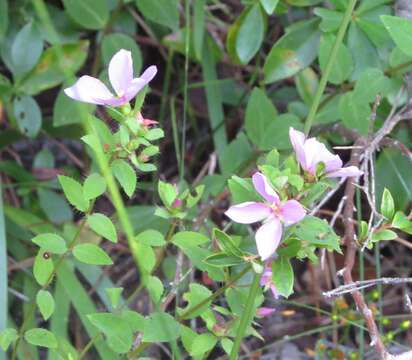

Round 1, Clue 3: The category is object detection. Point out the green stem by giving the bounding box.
[356,188,365,357]
[229,271,261,360]
[304,0,358,135]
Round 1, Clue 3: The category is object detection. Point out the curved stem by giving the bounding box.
[304,0,358,135]
[229,271,261,360]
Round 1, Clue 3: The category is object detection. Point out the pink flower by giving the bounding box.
[289,128,363,178]
[224,172,306,261]
[260,263,279,298]
[136,112,158,127]
[64,49,157,107]
[257,307,276,317]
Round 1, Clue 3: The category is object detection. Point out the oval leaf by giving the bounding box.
[87,213,117,243]
[32,233,67,254]
[73,243,113,265]
[36,290,55,321]
[24,328,57,349]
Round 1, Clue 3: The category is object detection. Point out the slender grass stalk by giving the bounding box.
[229,271,261,360]
[0,180,7,360]
[356,188,365,357]
[304,0,358,134]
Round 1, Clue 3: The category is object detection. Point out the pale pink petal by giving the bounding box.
[123,66,158,102]
[280,200,306,225]
[257,307,276,317]
[326,166,363,178]
[270,285,280,298]
[225,202,271,224]
[260,265,272,287]
[303,138,342,175]
[252,172,279,204]
[255,218,282,261]
[64,76,115,105]
[289,127,307,170]
[109,49,133,96]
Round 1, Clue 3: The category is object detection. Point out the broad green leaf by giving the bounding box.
[87,213,117,243]
[295,67,318,105]
[73,243,113,265]
[144,275,164,304]
[24,328,57,349]
[32,233,67,254]
[158,180,177,208]
[58,175,89,212]
[259,0,279,15]
[245,87,277,148]
[339,92,371,135]
[11,22,43,75]
[272,256,294,297]
[392,211,412,231]
[353,67,387,103]
[172,231,209,246]
[213,229,243,257]
[53,88,95,126]
[88,313,133,353]
[105,287,123,308]
[19,41,89,95]
[235,4,265,64]
[36,290,55,321]
[193,0,205,60]
[292,215,341,252]
[357,0,391,14]
[33,250,54,286]
[381,15,412,57]
[372,229,397,241]
[203,252,245,267]
[220,133,253,176]
[264,19,320,83]
[318,33,353,85]
[314,8,343,32]
[0,328,17,351]
[0,0,8,40]
[190,333,218,357]
[286,0,322,5]
[38,188,73,224]
[111,159,137,197]
[135,0,179,31]
[228,176,259,203]
[179,284,212,320]
[135,229,166,246]
[133,243,156,273]
[101,33,142,74]
[13,96,42,138]
[62,0,109,30]
[142,312,181,342]
[83,173,107,200]
[380,188,395,220]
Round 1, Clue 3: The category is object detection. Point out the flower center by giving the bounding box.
[270,203,281,217]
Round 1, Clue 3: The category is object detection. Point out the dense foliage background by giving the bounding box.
[1,0,412,359]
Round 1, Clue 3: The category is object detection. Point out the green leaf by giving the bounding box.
[24,328,57,349]
[135,229,166,246]
[203,252,245,267]
[372,229,397,241]
[259,0,279,15]
[53,88,95,126]
[38,188,73,224]
[392,211,411,231]
[111,159,137,198]
[193,0,206,60]
[272,256,294,297]
[32,233,67,254]
[13,96,42,138]
[84,173,107,200]
[339,92,371,135]
[62,0,109,30]
[381,15,412,58]
[314,8,343,32]
[144,275,164,304]
[11,21,43,75]
[105,287,123,308]
[143,312,181,342]
[87,213,117,243]
[158,180,178,208]
[58,175,89,212]
[133,243,156,273]
[353,68,387,103]
[73,244,113,265]
[292,215,341,252]
[19,41,89,95]
[33,250,54,286]
[295,67,318,105]
[101,33,142,74]
[135,0,179,31]
[0,328,17,351]
[36,290,55,321]
[235,4,265,64]
[381,188,395,220]
[88,313,133,353]
[0,0,8,40]
[190,333,218,357]
[213,229,243,257]
[172,231,209,246]
[318,33,353,85]
[264,19,320,83]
